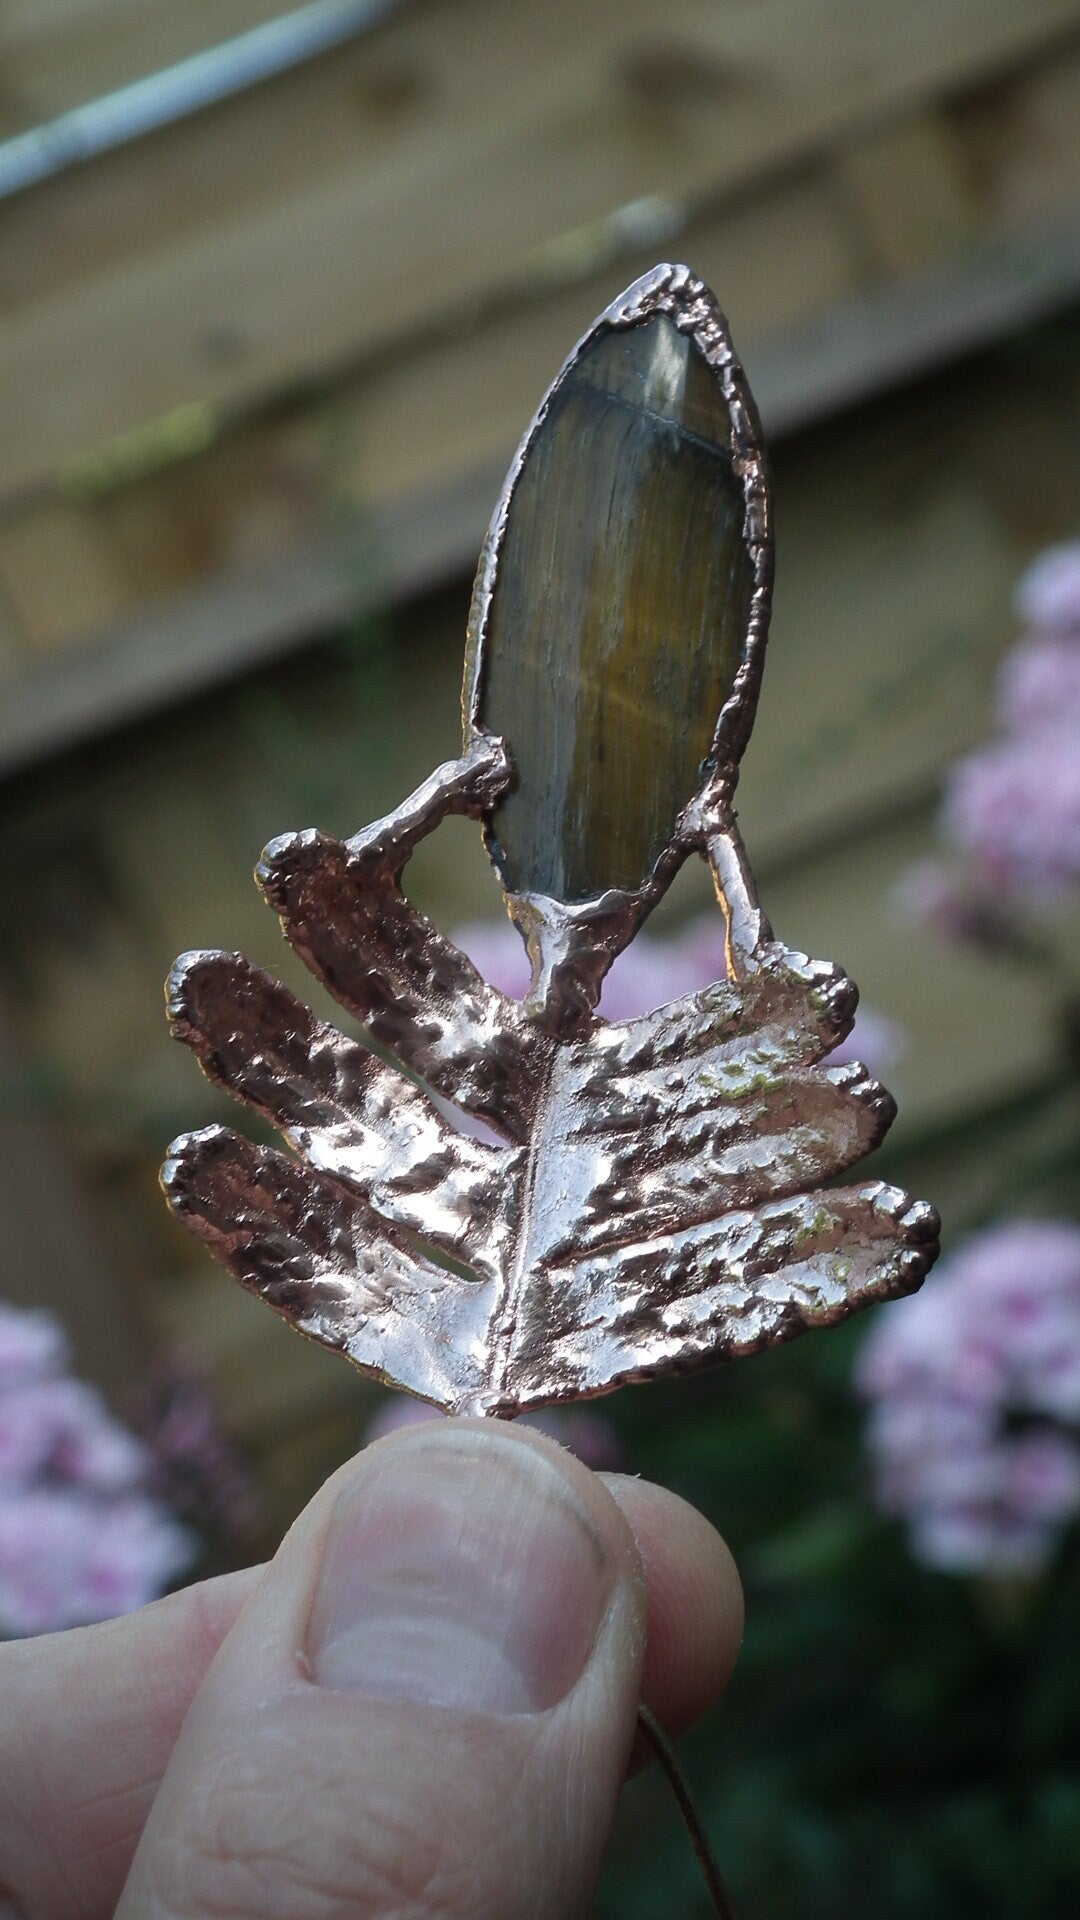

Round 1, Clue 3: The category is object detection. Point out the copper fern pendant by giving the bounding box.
[162,265,939,1418]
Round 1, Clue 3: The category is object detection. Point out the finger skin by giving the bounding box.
[602,1474,743,1743]
[117,1422,643,1920]
[0,1566,260,1920]
[0,1451,740,1920]
[115,1421,739,1920]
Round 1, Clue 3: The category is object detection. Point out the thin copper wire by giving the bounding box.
[636,1703,737,1919]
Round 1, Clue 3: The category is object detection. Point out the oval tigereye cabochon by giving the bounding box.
[474,311,756,903]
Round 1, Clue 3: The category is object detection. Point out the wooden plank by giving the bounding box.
[740,206,1080,436]
[951,41,1080,225]
[831,108,975,279]
[0,16,415,305]
[3,203,1079,778]
[0,461,500,771]
[3,0,1079,500]
[0,499,135,647]
[0,3,298,127]
[0,577,26,666]
[0,161,860,652]
[327,169,863,513]
[6,30,1078,660]
[0,998,154,1396]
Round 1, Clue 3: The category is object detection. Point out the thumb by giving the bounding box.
[117,1418,648,1920]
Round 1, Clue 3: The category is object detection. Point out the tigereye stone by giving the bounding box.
[476,314,754,903]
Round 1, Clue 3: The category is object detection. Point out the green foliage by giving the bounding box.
[594,1318,1080,1919]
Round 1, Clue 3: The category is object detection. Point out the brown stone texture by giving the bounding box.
[477,314,753,902]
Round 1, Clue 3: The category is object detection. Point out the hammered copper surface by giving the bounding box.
[162,265,939,1419]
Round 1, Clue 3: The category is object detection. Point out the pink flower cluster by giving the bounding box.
[936,542,1080,906]
[857,1220,1080,1575]
[453,915,900,1072]
[0,1303,193,1636]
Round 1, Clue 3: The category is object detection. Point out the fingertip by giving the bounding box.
[599,1473,743,1742]
[118,1418,652,1920]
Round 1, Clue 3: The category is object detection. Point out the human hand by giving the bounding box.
[0,1418,742,1919]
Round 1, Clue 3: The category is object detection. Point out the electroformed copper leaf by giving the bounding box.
[162,266,938,1418]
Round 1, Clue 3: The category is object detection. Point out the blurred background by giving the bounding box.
[2,1,1080,1913]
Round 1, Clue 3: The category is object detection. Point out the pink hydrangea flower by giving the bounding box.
[1013,541,1080,635]
[901,542,1080,935]
[943,724,1080,900]
[0,1378,151,1492]
[998,632,1080,734]
[857,1220,1080,1575]
[0,1304,69,1388]
[0,1300,195,1637]
[912,1505,1050,1578]
[0,1490,191,1637]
